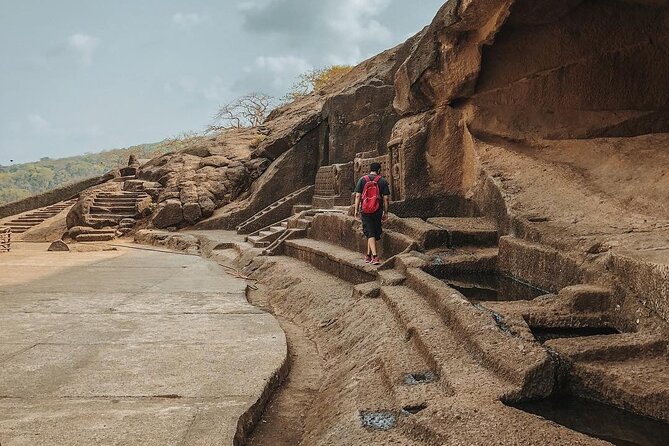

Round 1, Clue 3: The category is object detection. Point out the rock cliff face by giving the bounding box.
[386,0,669,321]
[131,0,669,317]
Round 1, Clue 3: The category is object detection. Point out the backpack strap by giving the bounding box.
[372,175,381,183]
[363,175,371,183]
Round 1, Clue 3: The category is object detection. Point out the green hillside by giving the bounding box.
[0,142,173,204]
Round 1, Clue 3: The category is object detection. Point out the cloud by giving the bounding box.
[255,55,313,92]
[22,113,103,141]
[239,0,393,64]
[67,33,99,65]
[163,76,233,103]
[27,113,51,131]
[255,55,312,75]
[172,12,207,28]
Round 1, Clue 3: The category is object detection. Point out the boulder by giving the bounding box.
[182,146,212,158]
[135,196,153,217]
[151,199,183,229]
[201,155,231,167]
[68,226,93,238]
[179,182,199,204]
[47,240,70,252]
[198,196,216,218]
[183,202,202,224]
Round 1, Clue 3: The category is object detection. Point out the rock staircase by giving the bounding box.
[248,212,605,444]
[244,207,350,256]
[236,185,314,235]
[1,199,77,235]
[87,191,148,228]
[71,190,150,242]
[268,210,669,430]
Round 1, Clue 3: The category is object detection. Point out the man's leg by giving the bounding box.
[368,237,377,256]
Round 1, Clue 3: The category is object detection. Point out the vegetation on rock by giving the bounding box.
[0,142,173,204]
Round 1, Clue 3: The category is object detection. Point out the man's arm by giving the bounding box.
[383,195,390,218]
[354,193,361,218]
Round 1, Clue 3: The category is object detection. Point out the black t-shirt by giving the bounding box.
[355,174,391,208]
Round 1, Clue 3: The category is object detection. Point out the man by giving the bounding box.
[353,162,391,265]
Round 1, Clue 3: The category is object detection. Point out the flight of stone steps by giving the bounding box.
[1,199,77,235]
[236,185,314,235]
[249,215,586,444]
[263,211,669,430]
[72,190,150,242]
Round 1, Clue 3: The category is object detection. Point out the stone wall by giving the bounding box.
[0,175,109,220]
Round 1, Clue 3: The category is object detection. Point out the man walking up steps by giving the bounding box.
[353,162,391,265]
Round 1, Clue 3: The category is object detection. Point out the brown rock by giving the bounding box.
[182,146,212,157]
[47,240,69,252]
[201,155,231,167]
[135,196,153,217]
[198,196,216,218]
[183,202,202,224]
[179,182,199,204]
[151,199,183,228]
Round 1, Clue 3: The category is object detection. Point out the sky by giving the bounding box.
[0,0,445,164]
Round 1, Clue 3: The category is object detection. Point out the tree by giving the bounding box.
[207,93,275,133]
[284,65,353,102]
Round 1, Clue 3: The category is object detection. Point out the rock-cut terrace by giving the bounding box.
[1,0,669,445]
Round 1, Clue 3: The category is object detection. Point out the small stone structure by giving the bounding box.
[0,227,10,252]
[312,162,354,208]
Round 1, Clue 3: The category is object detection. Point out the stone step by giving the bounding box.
[236,185,314,234]
[269,225,285,232]
[424,247,499,276]
[384,217,449,250]
[24,213,56,217]
[74,227,117,235]
[379,286,491,395]
[95,192,148,200]
[93,199,140,205]
[284,238,378,285]
[90,205,136,214]
[97,192,146,196]
[88,214,131,220]
[568,355,669,423]
[87,216,128,228]
[426,217,498,247]
[371,297,449,407]
[11,224,42,228]
[263,228,308,256]
[401,268,554,398]
[308,212,417,261]
[13,219,45,223]
[5,224,33,229]
[292,204,312,215]
[75,233,116,242]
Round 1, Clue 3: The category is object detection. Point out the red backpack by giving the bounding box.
[361,175,382,214]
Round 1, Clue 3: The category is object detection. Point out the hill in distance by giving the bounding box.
[0,142,175,204]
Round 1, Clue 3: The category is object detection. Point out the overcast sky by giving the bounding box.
[0,0,444,164]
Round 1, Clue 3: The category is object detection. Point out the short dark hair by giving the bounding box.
[370,162,381,173]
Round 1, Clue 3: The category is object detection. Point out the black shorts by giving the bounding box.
[361,209,383,240]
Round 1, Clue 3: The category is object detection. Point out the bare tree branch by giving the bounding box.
[207,93,275,133]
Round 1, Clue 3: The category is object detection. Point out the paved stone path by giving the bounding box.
[0,242,286,445]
